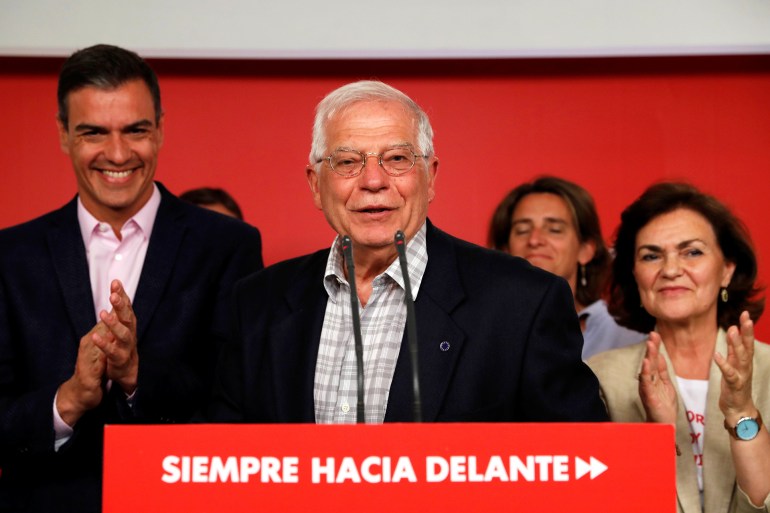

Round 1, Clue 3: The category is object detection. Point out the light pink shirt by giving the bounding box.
[53,185,161,448]
[78,185,161,319]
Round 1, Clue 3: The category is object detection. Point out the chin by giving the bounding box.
[349,228,397,246]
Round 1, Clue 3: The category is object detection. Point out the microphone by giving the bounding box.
[394,230,422,422]
[341,236,366,423]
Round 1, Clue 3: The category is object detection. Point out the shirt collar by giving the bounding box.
[323,222,429,303]
[77,183,161,244]
[577,298,603,318]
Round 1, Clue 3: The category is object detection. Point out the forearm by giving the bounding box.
[731,426,770,507]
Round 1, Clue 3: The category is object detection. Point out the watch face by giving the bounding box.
[736,418,760,440]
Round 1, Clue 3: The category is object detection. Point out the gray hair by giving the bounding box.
[309,80,434,169]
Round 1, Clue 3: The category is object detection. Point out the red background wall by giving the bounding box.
[2,56,769,337]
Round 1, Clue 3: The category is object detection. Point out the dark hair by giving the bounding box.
[609,181,764,332]
[180,187,244,220]
[57,44,162,128]
[487,175,610,306]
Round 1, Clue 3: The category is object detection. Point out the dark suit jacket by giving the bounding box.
[209,221,607,425]
[0,183,263,513]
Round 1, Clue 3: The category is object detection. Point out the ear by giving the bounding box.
[577,239,597,266]
[721,260,737,288]
[56,117,70,155]
[306,165,323,210]
[426,156,439,203]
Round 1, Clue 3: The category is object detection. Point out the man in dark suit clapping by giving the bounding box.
[0,44,263,512]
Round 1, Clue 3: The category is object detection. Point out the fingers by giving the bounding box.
[98,280,138,354]
[109,279,136,330]
[737,310,754,356]
[57,324,111,425]
[637,371,656,383]
[97,281,139,392]
[99,310,133,350]
[713,350,738,383]
[97,309,137,364]
[638,331,679,425]
[85,322,109,367]
[91,325,117,358]
[720,311,755,370]
[640,332,662,378]
[72,327,108,400]
[716,312,755,417]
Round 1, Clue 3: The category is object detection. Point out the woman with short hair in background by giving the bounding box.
[488,175,645,359]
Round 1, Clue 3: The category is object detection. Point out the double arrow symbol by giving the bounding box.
[574,457,607,480]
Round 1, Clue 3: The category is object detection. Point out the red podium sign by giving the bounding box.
[104,423,674,512]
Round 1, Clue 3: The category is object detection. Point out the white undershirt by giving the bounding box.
[676,376,708,508]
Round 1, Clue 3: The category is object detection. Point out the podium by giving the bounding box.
[104,423,675,512]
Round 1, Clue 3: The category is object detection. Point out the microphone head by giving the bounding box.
[341,235,355,273]
[394,230,406,247]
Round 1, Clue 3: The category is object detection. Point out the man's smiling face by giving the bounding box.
[58,78,163,225]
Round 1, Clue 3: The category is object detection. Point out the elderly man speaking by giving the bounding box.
[208,81,606,425]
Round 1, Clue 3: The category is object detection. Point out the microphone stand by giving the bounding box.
[394,230,423,422]
[341,236,366,423]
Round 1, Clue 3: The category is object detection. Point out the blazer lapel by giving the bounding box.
[658,342,703,513]
[132,185,185,342]
[702,330,735,513]
[267,252,328,422]
[662,331,736,513]
[386,222,466,422]
[47,199,96,339]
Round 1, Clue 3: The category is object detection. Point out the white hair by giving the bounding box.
[309,80,434,170]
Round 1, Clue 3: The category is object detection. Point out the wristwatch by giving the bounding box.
[724,411,764,441]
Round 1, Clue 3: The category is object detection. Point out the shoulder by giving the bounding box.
[582,300,647,356]
[428,223,562,291]
[0,200,76,260]
[585,341,648,422]
[157,187,262,245]
[236,248,328,296]
[583,301,618,331]
[0,200,74,236]
[586,341,647,380]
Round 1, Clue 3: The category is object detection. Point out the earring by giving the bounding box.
[580,264,587,287]
[721,288,729,303]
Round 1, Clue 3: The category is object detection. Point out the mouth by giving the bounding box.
[102,169,134,178]
[657,287,689,295]
[96,167,140,182]
[356,206,393,214]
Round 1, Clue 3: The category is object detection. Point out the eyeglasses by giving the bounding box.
[318,147,428,177]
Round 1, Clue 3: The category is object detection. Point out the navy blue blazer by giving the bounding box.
[209,221,607,425]
[0,183,263,512]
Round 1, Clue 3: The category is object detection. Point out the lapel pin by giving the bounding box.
[439,341,450,352]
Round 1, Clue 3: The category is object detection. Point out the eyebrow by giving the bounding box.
[123,119,154,131]
[512,217,569,226]
[73,123,106,133]
[73,119,154,133]
[636,238,707,253]
[334,142,415,152]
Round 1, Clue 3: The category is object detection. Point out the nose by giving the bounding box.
[527,226,545,247]
[103,133,131,164]
[358,153,389,191]
[661,254,682,278]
